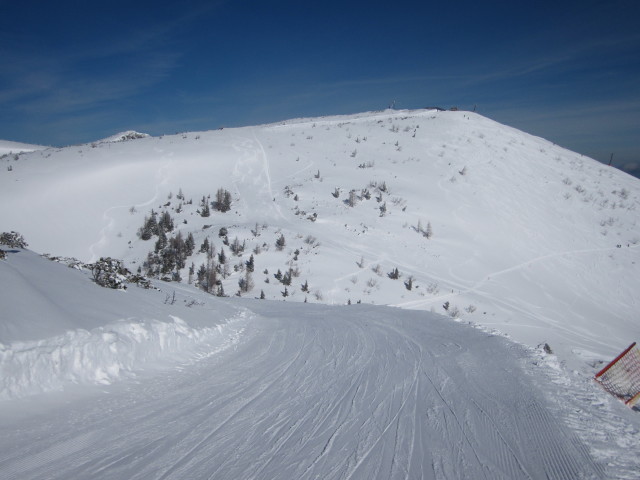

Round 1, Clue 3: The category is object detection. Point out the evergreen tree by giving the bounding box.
[214,188,232,212]
[238,270,254,293]
[185,232,195,256]
[230,237,245,255]
[197,263,207,285]
[147,210,159,235]
[172,269,181,282]
[159,211,174,232]
[155,227,167,253]
[171,231,186,269]
[138,210,159,240]
[139,216,153,240]
[200,237,210,253]
[245,254,255,272]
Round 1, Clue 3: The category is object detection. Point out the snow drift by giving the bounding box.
[0,247,247,399]
[0,315,244,400]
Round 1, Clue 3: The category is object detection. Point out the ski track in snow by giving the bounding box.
[393,242,640,308]
[0,305,606,480]
[88,158,172,262]
[230,131,288,222]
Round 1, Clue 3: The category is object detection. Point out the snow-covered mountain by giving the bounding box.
[1,109,639,478]
[2,109,638,368]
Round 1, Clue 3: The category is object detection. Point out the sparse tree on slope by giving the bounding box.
[214,188,232,212]
[200,237,210,253]
[245,254,255,272]
[0,231,27,248]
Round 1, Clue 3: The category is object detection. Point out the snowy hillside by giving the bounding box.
[0,139,47,156]
[2,109,638,371]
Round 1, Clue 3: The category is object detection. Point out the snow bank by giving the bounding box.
[0,314,246,400]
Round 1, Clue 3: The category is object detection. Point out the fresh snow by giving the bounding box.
[1,109,639,478]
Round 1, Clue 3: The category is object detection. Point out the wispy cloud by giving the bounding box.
[452,31,640,89]
[0,3,230,118]
[16,53,181,115]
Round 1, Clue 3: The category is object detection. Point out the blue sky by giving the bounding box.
[1,0,639,174]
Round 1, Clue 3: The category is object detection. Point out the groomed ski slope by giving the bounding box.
[0,302,606,480]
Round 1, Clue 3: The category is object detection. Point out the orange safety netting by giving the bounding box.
[595,342,640,406]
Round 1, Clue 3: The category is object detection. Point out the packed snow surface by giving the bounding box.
[1,109,640,478]
[0,294,618,479]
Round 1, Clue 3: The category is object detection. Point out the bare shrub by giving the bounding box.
[448,305,460,318]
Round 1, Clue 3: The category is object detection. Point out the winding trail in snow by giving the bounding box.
[88,157,173,262]
[0,303,605,480]
[394,242,640,309]
[230,131,289,222]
